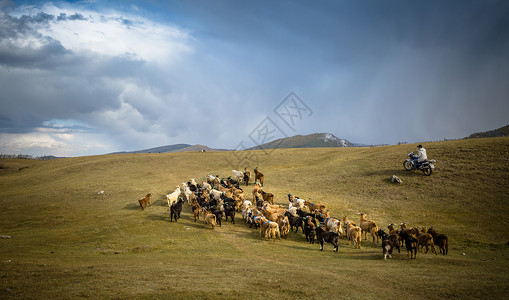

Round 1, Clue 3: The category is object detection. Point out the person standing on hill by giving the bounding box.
[413,144,427,166]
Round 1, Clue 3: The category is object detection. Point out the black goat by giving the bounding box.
[170,198,184,222]
[315,226,339,252]
[399,230,418,259]
[284,211,304,233]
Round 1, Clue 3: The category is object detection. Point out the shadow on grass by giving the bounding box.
[123,202,142,210]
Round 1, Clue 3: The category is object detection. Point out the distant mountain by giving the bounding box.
[110,144,191,154]
[466,125,509,139]
[110,143,228,154]
[172,144,230,153]
[248,133,353,150]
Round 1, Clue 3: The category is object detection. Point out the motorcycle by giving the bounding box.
[403,152,436,176]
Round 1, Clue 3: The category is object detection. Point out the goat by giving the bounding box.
[138,193,151,210]
[303,217,316,244]
[243,167,251,186]
[201,181,212,192]
[427,227,449,255]
[345,221,362,249]
[325,217,344,238]
[378,229,396,260]
[253,167,264,186]
[252,183,261,200]
[359,213,379,244]
[170,198,184,222]
[224,203,236,224]
[304,200,325,212]
[166,186,181,208]
[192,199,201,222]
[276,214,290,239]
[259,189,274,205]
[287,193,306,210]
[388,223,402,250]
[210,189,223,201]
[315,227,339,252]
[232,169,244,182]
[399,229,418,259]
[259,217,280,240]
[183,186,194,204]
[202,208,217,229]
[284,211,304,233]
[417,227,438,255]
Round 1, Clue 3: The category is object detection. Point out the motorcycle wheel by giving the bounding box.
[422,165,432,176]
[403,161,413,171]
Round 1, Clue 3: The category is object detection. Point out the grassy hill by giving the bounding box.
[466,124,509,139]
[1,137,508,299]
[249,132,353,150]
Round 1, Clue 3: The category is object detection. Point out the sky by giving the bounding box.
[0,0,508,157]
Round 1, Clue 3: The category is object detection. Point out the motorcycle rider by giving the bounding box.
[413,144,427,167]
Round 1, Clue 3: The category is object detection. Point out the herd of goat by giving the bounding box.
[138,167,449,260]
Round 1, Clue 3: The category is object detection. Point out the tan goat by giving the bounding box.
[359,213,379,244]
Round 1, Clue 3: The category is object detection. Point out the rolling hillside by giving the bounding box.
[0,137,508,299]
[466,124,509,139]
[249,132,353,150]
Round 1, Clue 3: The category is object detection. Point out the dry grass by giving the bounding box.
[0,137,508,299]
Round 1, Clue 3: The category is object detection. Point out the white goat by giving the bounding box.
[201,181,212,192]
[210,189,223,201]
[166,186,181,208]
[232,170,244,182]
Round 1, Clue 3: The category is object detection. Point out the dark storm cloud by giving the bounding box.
[1,0,508,156]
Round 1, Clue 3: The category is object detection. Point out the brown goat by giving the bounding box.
[243,167,251,186]
[359,213,379,244]
[138,193,151,210]
[254,167,264,186]
[202,208,217,229]
[304,200,326,212]
[191,199,201,222]
[428,227,449,255]
[346,221,362,249]
[418,227,438,255]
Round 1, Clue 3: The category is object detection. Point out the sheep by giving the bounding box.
[202,208,217,229]
[253,167,264,186]
[359,213,379,244]
[170,198,184,222]
[243,167,251,186]
[232,169,244,182]
[166,186,181,208]
[315,227,339,252]
[138,193,151,210]
[427,227,449,255]
[417,227,438,255]
[345,221,362,249]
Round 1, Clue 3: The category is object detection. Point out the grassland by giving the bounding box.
[1,137,508,299]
